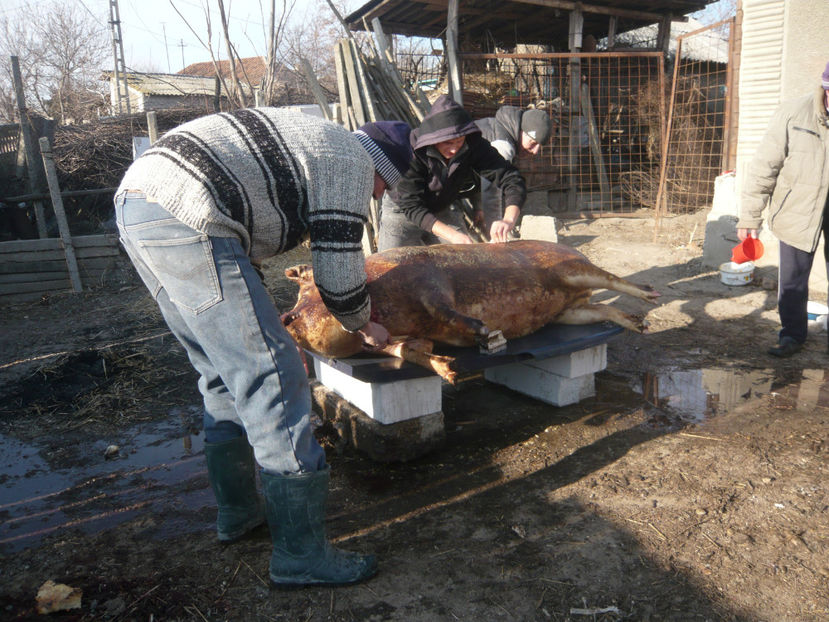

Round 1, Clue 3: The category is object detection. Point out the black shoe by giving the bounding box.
[767,336,803,358]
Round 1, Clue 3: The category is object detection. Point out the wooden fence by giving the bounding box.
[0,233,122,304]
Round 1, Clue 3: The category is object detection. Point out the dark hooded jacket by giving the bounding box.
[475,106,524,162]
[389,95,526,231]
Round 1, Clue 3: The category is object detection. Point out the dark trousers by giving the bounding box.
[777,217,829,344]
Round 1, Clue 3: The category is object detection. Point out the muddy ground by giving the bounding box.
[0,211,827,621]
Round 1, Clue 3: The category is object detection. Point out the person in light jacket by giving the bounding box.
[738,61,829,357]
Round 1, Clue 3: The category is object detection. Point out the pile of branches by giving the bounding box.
[52,108,203,191]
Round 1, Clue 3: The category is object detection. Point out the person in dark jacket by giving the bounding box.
[377,95,527,250]
[475,106,552,231]
[738,61,829,358]
[476,105,552,163]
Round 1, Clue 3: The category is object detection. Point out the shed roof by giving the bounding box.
[346,0,716,49]
[180,57,270,85]
[103,72,255,97]
[613,17,730,63]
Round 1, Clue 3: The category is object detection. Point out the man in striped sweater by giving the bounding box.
[115,108,412,587]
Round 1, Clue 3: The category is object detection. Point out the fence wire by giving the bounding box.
[399,51,667,214]
[657,18,735,216]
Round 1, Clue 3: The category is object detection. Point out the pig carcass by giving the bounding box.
[282,240,659,383]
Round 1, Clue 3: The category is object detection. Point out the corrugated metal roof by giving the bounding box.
[612,17,730,63]
[103,72,255,96]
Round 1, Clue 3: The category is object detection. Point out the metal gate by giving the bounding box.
[656,18,736,218]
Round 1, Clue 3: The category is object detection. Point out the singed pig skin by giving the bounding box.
[281,240,659,359]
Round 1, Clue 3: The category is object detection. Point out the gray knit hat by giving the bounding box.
[354,121,413,188]
[520,109,552,144]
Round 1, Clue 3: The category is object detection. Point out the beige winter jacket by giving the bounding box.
[738,87,829,252]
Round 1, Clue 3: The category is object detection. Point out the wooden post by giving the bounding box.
[446,0,463,105]
[334,40,352,128]
[607,16,617,49]
[213,75,221,112]
[146,110,158,144]
[656,14,672,52]
[580,82,610,206]
[567,8,584,211]
[38,137,82,293]
[349,39,378,122]
[340,40,367,126]
[299,58,333,120]
[254,89,264,107]
[11,56,48,239]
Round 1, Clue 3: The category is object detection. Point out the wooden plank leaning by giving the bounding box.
[38,137,83,293]
[11,55,48,239]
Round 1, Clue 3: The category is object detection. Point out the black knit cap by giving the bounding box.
[353,121,413,188]
[520,109,552,144]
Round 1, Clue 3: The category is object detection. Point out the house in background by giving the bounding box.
[103,71,247,113]
[181,57,324,107]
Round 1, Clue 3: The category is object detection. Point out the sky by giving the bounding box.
[2,0,731,74]
[2,0,356,73]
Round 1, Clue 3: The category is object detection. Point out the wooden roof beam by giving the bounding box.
[508,0,688,23]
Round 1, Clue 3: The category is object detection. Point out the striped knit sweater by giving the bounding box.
[117,107,374,331]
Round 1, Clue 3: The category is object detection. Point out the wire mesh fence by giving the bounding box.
[397,25,735,217]
[657,18,735,216]
[398,51,668,214]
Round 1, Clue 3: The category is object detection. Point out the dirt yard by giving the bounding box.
[1,211,827,621]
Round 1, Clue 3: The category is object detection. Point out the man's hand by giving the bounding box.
[737,228,758,241]
[431,219,474,244]
[356,321,390,350]
[489,218,516,243]
[489,204,520,243]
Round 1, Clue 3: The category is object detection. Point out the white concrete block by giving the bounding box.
[485,362,595,406]
[519,214,558,242]
[523,344,607,378]
[313,359,442,425]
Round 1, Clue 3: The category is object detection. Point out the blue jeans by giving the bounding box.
[115,192,326,475]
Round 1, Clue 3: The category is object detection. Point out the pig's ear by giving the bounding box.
[285,264,312,283]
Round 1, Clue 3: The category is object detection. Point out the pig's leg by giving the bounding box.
[420,294,490,341]
[556,304,649,333]
[560,269,660,303]
[379,340,460,384]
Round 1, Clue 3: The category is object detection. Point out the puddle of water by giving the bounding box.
[0,405,212,553]
[632,367,829,423]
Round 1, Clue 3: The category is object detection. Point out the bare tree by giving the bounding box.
[0,1,109,124]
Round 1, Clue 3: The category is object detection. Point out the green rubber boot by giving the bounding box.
[203,436,265,542]
[262,467,377,587]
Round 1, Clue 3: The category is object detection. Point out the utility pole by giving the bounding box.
[108,0,131,115]
[162,23,171,73]
[178,39,186,72]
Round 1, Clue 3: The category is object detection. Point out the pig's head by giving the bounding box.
[281,264,364,358]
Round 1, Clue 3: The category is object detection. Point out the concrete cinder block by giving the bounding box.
[523,344,607,378]
[485,362,596,406]
[309,380,445,462]
[312,359,443,425]
[518,214,558,242]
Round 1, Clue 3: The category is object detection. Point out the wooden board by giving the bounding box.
[0,233,124,303]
